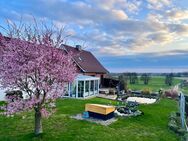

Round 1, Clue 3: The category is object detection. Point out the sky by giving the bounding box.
[0,0,188,73]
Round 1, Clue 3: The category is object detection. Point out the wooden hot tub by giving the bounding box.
[85,104,115,120]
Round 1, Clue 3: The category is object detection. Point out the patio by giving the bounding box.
[127,97,157,104]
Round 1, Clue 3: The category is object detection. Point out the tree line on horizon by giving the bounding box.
[118,72,174,86]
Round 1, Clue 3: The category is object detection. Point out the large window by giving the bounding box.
[85,81,89,93]
[95,80,98,91]
[90,80,94,95]
[64,83,69,96]
[90,81,94,91]
[70,82,76,97]
[78,81,84,97]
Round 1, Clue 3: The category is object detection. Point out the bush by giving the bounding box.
[170,112,177,120]
[177,128,187,136]
[164,89,179,99]
[168,112,188,140]
[183,133,188,141]
[141,88,151,98]
[158,89,164,97]
[176,112,181,117]
[168,119,178,132]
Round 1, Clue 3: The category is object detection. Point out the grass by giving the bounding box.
[182,87,188,95]
[128,76,181,92]
[0,98,180,141]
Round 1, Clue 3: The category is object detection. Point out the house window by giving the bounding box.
[90,80,94,95]
[78,57,82,61]
[64,83,69,96]
[85,81,89,93]
[95,80,98,91]
[70,82,76,97]
[78,81,84,97]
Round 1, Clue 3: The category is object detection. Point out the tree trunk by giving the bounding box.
[34,109,43,135]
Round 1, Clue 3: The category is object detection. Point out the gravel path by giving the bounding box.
[70,114,118,126]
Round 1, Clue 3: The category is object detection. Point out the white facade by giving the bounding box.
[0,75,100,101]
[64,75,100,98]
[0,89,6,101]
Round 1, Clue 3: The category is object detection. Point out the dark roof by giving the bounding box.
[63,45,108,74]
[0,34,108,74]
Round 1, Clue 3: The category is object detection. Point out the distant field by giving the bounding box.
[128,76,181,92]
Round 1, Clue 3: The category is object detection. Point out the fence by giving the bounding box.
[180,92,188,131]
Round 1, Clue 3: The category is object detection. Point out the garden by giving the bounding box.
[0,19,186,141]
[0,98,180,141]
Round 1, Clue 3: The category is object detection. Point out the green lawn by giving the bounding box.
[182,87,188,95]
[0,98,180,141]
[128,76,181,92]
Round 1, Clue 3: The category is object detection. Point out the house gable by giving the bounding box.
[62,45,108,74]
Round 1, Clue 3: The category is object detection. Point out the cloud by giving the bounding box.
[99,45,130,56]
[147,32,174,43]
[34,0,129,24]
[147,8,188,23]
[0,0,188,58]
[111,9,128,20]
[90,0,142,13]
[166,9,188,21]
[125,0,142,13]
[168,23,188,35]
[156,49,188,56]
[147,0,172,10]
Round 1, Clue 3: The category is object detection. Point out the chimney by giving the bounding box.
[76,45,82,51]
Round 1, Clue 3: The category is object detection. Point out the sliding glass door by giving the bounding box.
[90,80,94,95]
[94,80,99,94]
[78,81,84,97]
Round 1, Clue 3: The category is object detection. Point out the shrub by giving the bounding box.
[170,112,177,120]
[141,88,151,98]
[168,111,188,140]
[158,88,164,97]
[177,128,187,136]
[183,133,188,141]
[168,119,178,132]
[164,89,179,99]
[176,112,181,117]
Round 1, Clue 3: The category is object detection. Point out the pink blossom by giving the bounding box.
[41,108,50,118]
[0,30,77,116]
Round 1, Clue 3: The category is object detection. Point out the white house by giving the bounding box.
[0,45,108,101]
[0,89,5,101]
[0,75,100,101]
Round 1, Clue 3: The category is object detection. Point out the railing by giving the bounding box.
[180,92,188,131]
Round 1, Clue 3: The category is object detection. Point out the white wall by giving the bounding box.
[0,89,6,101]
